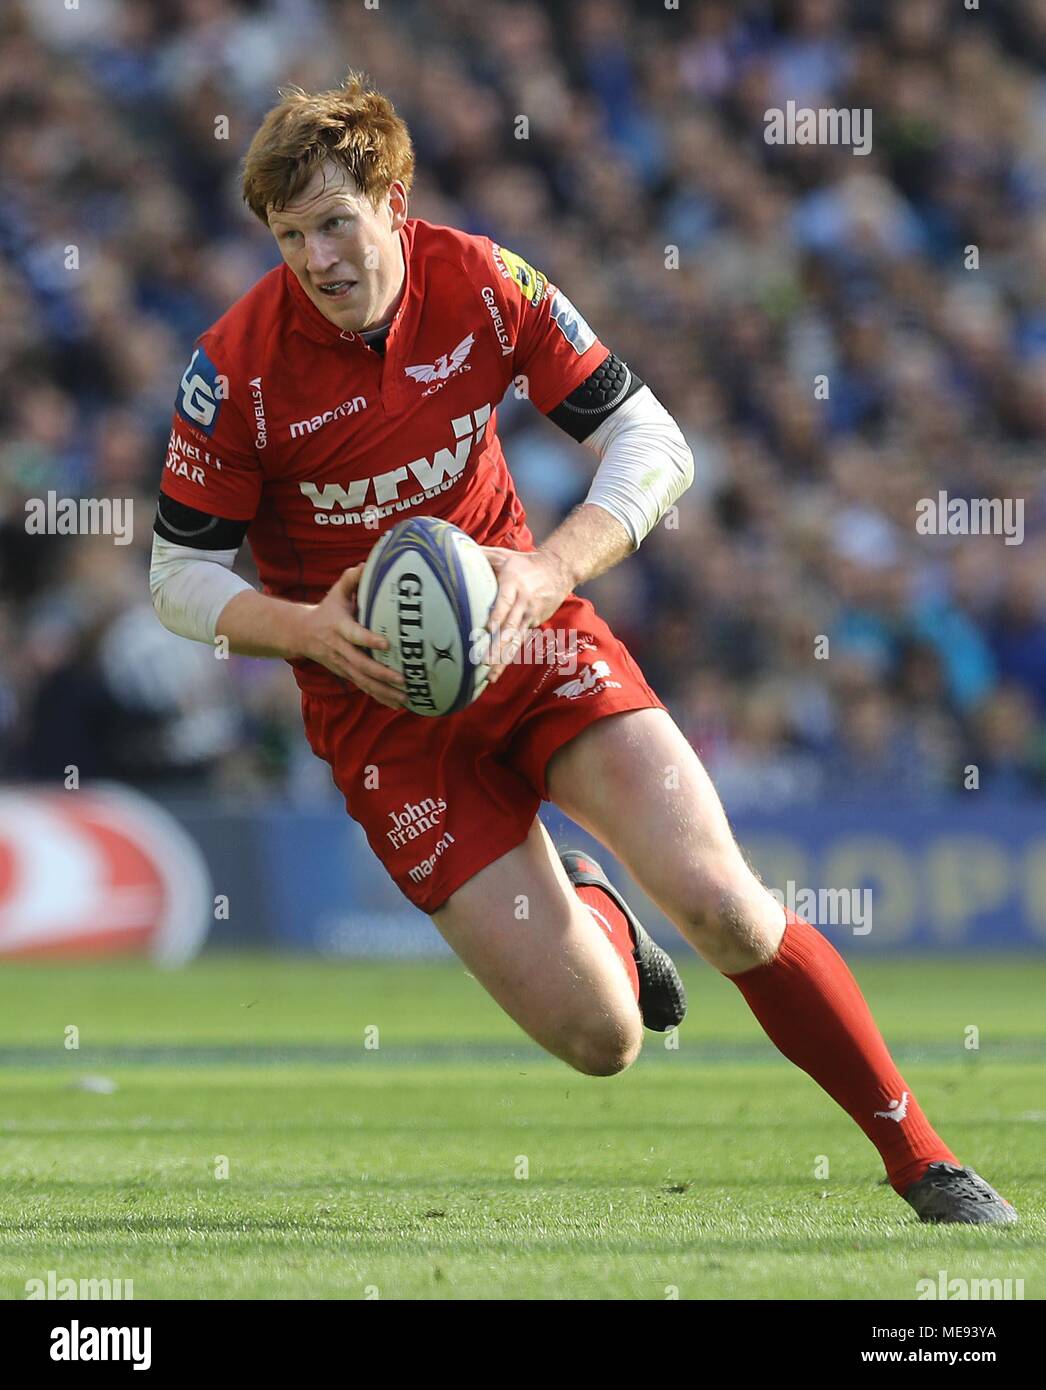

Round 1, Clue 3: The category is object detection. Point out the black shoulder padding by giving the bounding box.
[154,495,249,550]
[546,353,644,441]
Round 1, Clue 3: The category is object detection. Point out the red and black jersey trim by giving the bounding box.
[154,496,250,551]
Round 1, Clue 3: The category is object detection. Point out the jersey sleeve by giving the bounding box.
[159,335,263,522]
[484,242,610,414]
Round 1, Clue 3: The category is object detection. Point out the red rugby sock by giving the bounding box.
[573,883,640,1002]
[727,911,958,1193]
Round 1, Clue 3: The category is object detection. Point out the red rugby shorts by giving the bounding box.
[300,594,665,913]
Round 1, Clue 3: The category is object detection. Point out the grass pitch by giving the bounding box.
[0,954,1042,1300]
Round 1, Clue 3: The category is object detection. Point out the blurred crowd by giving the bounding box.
[1,0,1044,805]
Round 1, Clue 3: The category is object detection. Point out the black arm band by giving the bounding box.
[546,353,644,442]
[154,495,250,550]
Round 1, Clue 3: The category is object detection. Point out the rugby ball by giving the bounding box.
[357,516,498,717]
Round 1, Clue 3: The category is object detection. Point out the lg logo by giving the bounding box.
[178,348,227,435]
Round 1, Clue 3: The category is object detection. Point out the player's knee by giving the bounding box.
[564,1016,642,1077]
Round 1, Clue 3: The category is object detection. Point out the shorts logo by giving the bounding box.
[553,659,622,700]
[532,633,598,693]
[408,831,455,884]
[405,333,475,394]
[554,634,597,667]
[386,796,448,849]
[177,347,225,435]
[549,290,596,355]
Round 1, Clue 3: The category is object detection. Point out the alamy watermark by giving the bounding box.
[470,625,581,673]
[50,1322,151,1371]
[916,492,1023,546]
[764,101,872,156]
[24,492,133,546]
[770,880,872,935]
[917,1270,1024,1300]
[26,1269,133,1299]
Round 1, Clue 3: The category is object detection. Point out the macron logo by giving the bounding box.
[289,396,368,439]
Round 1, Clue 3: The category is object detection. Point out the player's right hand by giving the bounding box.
[298,565,408,709]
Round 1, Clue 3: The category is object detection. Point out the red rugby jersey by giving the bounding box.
[159,219,608,693]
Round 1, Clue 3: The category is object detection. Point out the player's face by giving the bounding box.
[268,161,408,334]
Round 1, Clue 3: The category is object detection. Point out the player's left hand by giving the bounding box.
[479,546,573,684]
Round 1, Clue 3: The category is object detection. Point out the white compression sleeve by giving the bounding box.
[150,533,253,644]
[580,384,694,549]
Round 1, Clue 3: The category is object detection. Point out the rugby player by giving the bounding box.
[151,73,1015,1224]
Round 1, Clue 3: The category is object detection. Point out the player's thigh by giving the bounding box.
[432,817,642,1075]
[545,708,784,964]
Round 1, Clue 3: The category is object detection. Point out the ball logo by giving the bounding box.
[395,574,436,712]
[360,516,496,719]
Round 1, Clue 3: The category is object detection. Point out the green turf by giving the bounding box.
[0,955,1042,1299]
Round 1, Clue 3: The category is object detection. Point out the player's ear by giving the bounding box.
[387,180,408,230]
